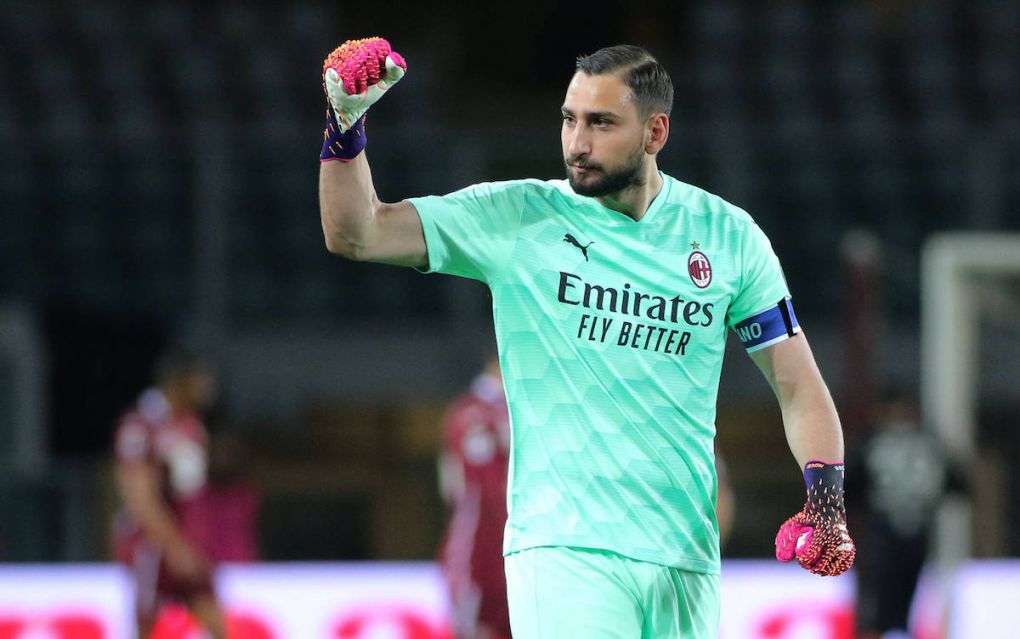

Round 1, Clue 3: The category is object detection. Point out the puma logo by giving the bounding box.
[563,233,594,261]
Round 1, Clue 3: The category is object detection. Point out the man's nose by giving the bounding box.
[567,125,591,156]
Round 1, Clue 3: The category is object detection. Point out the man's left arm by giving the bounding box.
[749,333,842,466]
[750,333,856,577]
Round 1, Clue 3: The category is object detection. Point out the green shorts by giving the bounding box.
[505,546,719,639]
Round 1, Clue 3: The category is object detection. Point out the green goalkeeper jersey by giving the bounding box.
[410,173,790,574]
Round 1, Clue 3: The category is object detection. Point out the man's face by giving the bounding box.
[561,71,648,197]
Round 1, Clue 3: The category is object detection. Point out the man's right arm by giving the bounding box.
[116,463,185,548]
[318,154,427,268]
[116,463,209,580]
[317,37,426,268]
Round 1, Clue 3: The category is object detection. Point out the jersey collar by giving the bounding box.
[590,171,672,226]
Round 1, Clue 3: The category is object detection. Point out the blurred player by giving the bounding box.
[437,356,511,639]
[112,350,226,639]
[318,39,854,637]
[849,388,967,639]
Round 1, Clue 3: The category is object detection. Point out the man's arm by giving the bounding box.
[750,331,855,577]
[749,332,843,465]
[319,158,426,267]
[317,37,426,267]
[116,464,209,580]
[438,450,466,506]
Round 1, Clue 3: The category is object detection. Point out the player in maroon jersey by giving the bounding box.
[438,357,511,639]
[112,351,226,639]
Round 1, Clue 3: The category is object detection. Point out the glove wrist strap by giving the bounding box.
[803,460,844,488]
[320,107,366,162]
[803,460,845,513]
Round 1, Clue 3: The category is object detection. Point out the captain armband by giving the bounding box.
[733,297,800,353]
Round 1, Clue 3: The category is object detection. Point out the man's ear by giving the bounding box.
[645,113,670,154]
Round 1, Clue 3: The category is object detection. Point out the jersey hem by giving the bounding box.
[503,542,720,576]
[407,198,444,274]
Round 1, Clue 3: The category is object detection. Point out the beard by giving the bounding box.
[565,147,646,197]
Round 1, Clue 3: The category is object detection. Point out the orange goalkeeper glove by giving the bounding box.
[775,460,856,577]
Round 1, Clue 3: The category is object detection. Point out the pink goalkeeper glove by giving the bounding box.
[320,37,407,162]
[775,460,856,577]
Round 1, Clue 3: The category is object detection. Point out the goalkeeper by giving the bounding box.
[318,38,854,638]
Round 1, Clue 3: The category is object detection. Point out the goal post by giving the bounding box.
[0,305,47,479]
[921,232,1020,565]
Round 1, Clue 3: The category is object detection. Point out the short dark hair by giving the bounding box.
[575,45,673,118]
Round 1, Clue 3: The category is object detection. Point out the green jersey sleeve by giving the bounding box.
[408,181,527,283]
[726,220,791,327]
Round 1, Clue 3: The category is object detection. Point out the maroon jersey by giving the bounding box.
[114,389,210,525]
[438,373,511,638]
[112,389,214,614]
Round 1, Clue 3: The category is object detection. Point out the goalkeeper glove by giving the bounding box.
[775,460,856,576]
[320,37,407,162]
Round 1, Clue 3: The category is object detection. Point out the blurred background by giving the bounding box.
[1,0,1019,637]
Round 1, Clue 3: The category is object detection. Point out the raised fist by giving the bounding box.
[323,37,406,133]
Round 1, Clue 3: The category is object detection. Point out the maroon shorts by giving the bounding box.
[126,539,214,618]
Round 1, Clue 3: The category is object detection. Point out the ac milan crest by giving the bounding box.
[688,250,712,288]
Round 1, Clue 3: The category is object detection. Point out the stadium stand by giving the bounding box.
[2,1,1018,327]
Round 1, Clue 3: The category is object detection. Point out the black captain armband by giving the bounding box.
[733,297,800,352]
